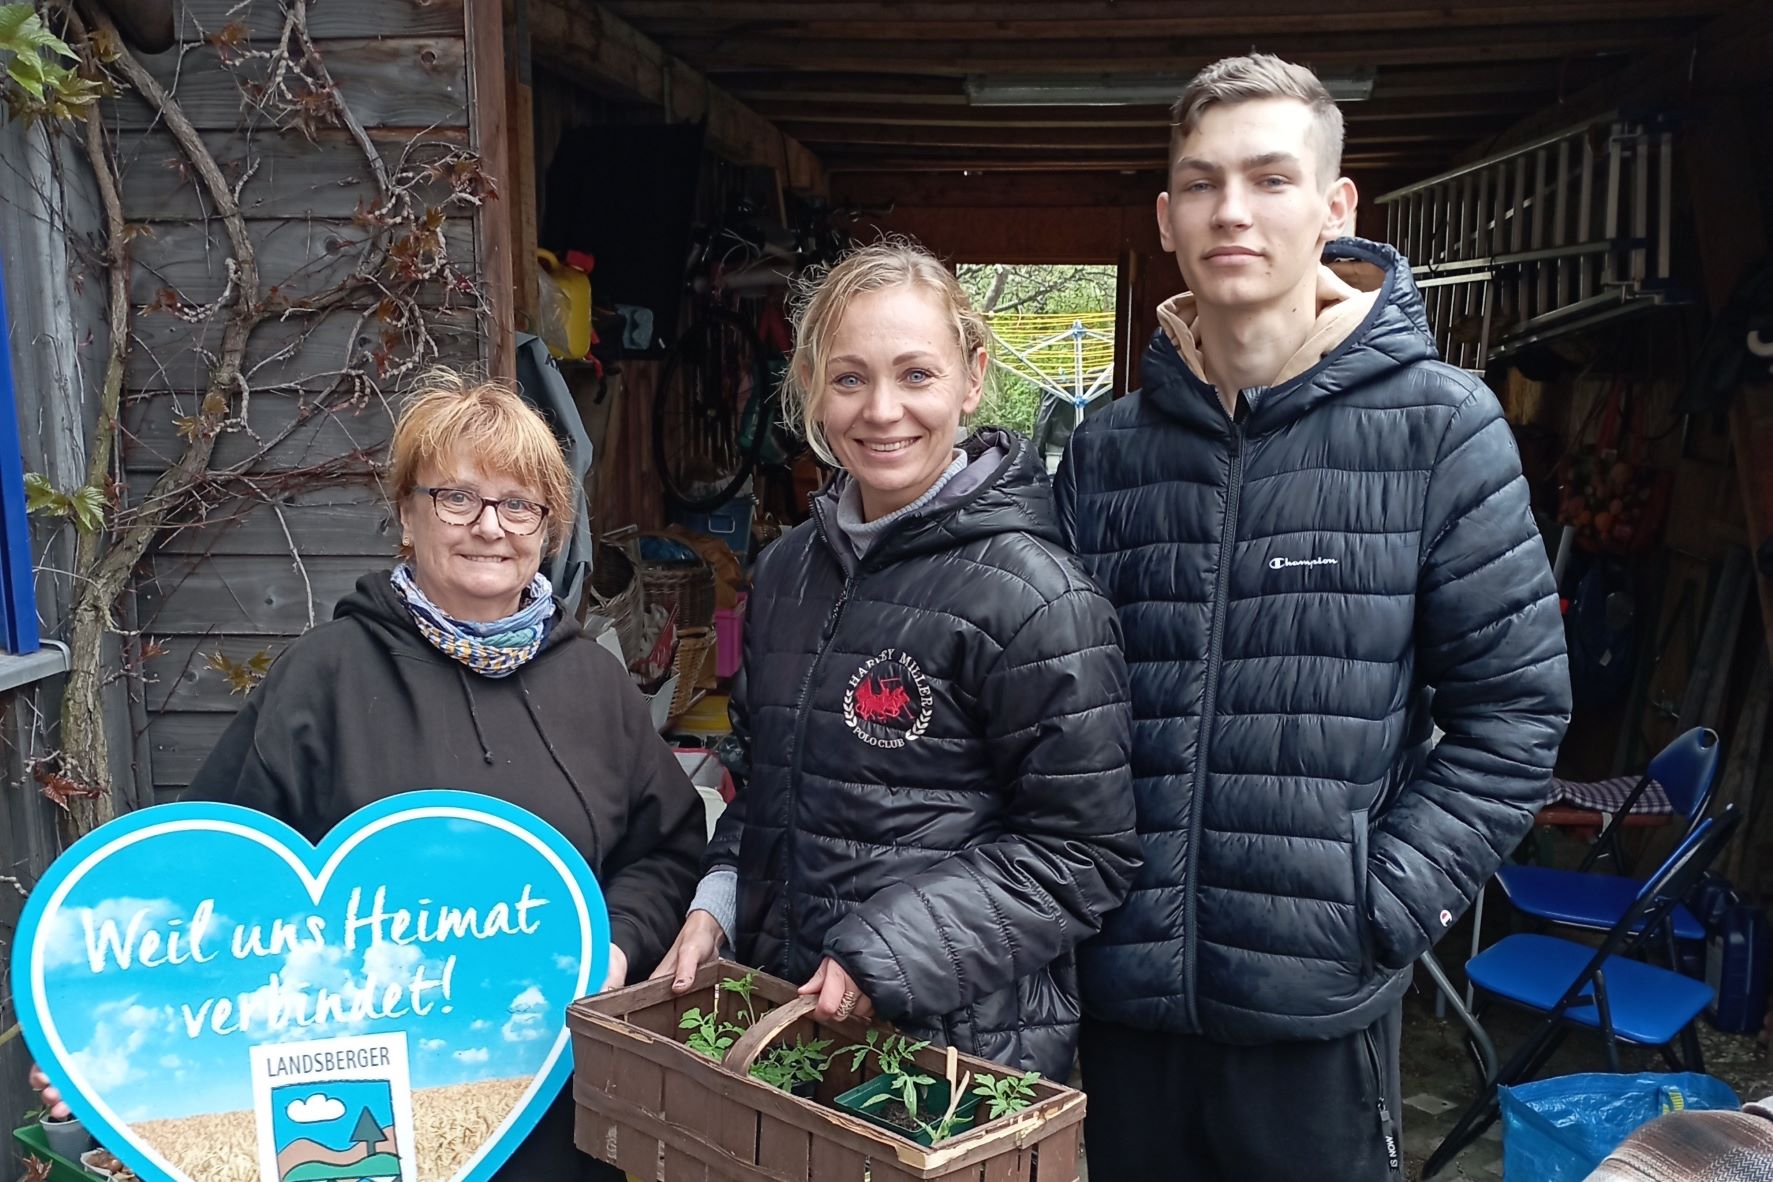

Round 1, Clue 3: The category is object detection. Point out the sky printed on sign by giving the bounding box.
[33,813,597,1124]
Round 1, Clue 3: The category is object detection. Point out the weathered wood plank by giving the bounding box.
[172,0,466,41]
[119,128,467,222]
[123,476,396,559]
[123,388,397,473]
[144,635,290,715]
[137,553,377,634]
[466,0,511,378]
[129,216,475,306]
[127,304,479,393]
[146,709,233,787]
[113,39,468,131]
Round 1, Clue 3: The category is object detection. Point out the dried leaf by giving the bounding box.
[205,649,271,695]
[142,287,183,315]
[208,21,249,56]
[34,766,102,811]
[21,1153,51,1182]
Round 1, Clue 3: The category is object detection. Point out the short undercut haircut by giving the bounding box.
[1170,54,1345,186]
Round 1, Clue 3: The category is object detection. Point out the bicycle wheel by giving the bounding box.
[653,305,769,511]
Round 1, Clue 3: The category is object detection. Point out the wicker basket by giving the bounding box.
[586,542,644,662]
[639,553,718,630]
[667,627,717,722]
[569,960,1084,1182]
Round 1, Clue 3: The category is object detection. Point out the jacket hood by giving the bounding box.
[815,426,1061,566]
[1141,237,1438,438]
[332,570,581,656]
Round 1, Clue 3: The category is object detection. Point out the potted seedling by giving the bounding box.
[834,1034,981,1145]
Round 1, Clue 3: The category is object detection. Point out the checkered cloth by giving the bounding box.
[1547,774,1674,814]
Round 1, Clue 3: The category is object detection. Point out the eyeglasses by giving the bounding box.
[416,487,550,535]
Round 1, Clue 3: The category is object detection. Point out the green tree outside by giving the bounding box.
[958,264,1117,437]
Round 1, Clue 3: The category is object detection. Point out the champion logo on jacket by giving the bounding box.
[843,648,933,747]
[1268,555,1339,570]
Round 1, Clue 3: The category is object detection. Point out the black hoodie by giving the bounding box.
[707,428,1140,1079]
[185,572,704,1181]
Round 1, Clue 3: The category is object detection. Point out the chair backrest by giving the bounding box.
[1545,806,1742,1022]
[1619,805,1741,954]
[1646,726,1722,827]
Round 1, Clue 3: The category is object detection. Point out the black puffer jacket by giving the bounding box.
[1058,238,1571,1043]
[707,429,1140,1078]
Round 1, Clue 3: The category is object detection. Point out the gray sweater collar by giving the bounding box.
[833,448,970,559]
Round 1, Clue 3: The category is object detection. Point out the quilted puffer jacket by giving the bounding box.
[1058,238,1571,1043]
[707,429,1140,1078]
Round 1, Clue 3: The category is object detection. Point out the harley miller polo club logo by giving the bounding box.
[843,649,934,748]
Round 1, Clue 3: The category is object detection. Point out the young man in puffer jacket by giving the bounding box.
[1057,54,1572,1181]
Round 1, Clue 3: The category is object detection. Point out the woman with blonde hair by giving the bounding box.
[181,370,705,1179]
[652,241,1140,1079]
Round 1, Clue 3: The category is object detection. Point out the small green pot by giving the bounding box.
[832,1074,981,1146]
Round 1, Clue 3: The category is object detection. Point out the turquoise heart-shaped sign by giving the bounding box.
[11,791,608,1182]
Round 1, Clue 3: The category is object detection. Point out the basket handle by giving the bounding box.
[722,995,818,1075]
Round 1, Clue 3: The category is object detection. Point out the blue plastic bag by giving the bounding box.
[1501,1072,1740,1180]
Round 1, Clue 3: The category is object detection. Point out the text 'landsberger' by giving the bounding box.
[262,1043,393,1079]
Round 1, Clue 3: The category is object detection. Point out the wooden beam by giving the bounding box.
[822,151,1428,173]
[650,22,1694,74]
[780,118,1498,151]
[506,73,539,334]
[467,0,514,379]
[721,60,1620,104]
[832,170,1161,209]
[750,95,1545,128]
[519,0,826,194]
[1474,0,1773,153]
[604,0,1733,38]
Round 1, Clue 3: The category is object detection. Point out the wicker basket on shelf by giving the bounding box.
[585,541,644,662]
[667,627,717,722]
[638,545,717,630]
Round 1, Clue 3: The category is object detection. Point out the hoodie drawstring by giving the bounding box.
[517,672,603,869]
[455,666,497,765]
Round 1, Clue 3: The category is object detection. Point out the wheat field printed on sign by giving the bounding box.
[131,1078,533,1181]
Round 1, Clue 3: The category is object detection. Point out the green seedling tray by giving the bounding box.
[11,1124,105,1182]
[832,1075,982,1147]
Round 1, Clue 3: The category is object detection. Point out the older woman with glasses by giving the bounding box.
[178,368,705,1181]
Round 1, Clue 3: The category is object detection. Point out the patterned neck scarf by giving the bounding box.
[390,564,556,678]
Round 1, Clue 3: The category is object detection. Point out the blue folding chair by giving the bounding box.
[1422,805,1741,1178]
[1495,727,1720,952]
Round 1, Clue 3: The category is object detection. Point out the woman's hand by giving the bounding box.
[649,910,725,994]
[799,957,873,1023]
[28,1063,70,1119]
[602,945,629,994]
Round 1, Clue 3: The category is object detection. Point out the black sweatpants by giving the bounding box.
[1078,1004,1404,1182]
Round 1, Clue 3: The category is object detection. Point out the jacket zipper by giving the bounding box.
[1362,1024,1402,1176]
[1181,414,1247,1032]
[780,498,859,973]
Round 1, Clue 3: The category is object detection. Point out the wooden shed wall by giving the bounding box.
[118,0,489,799]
